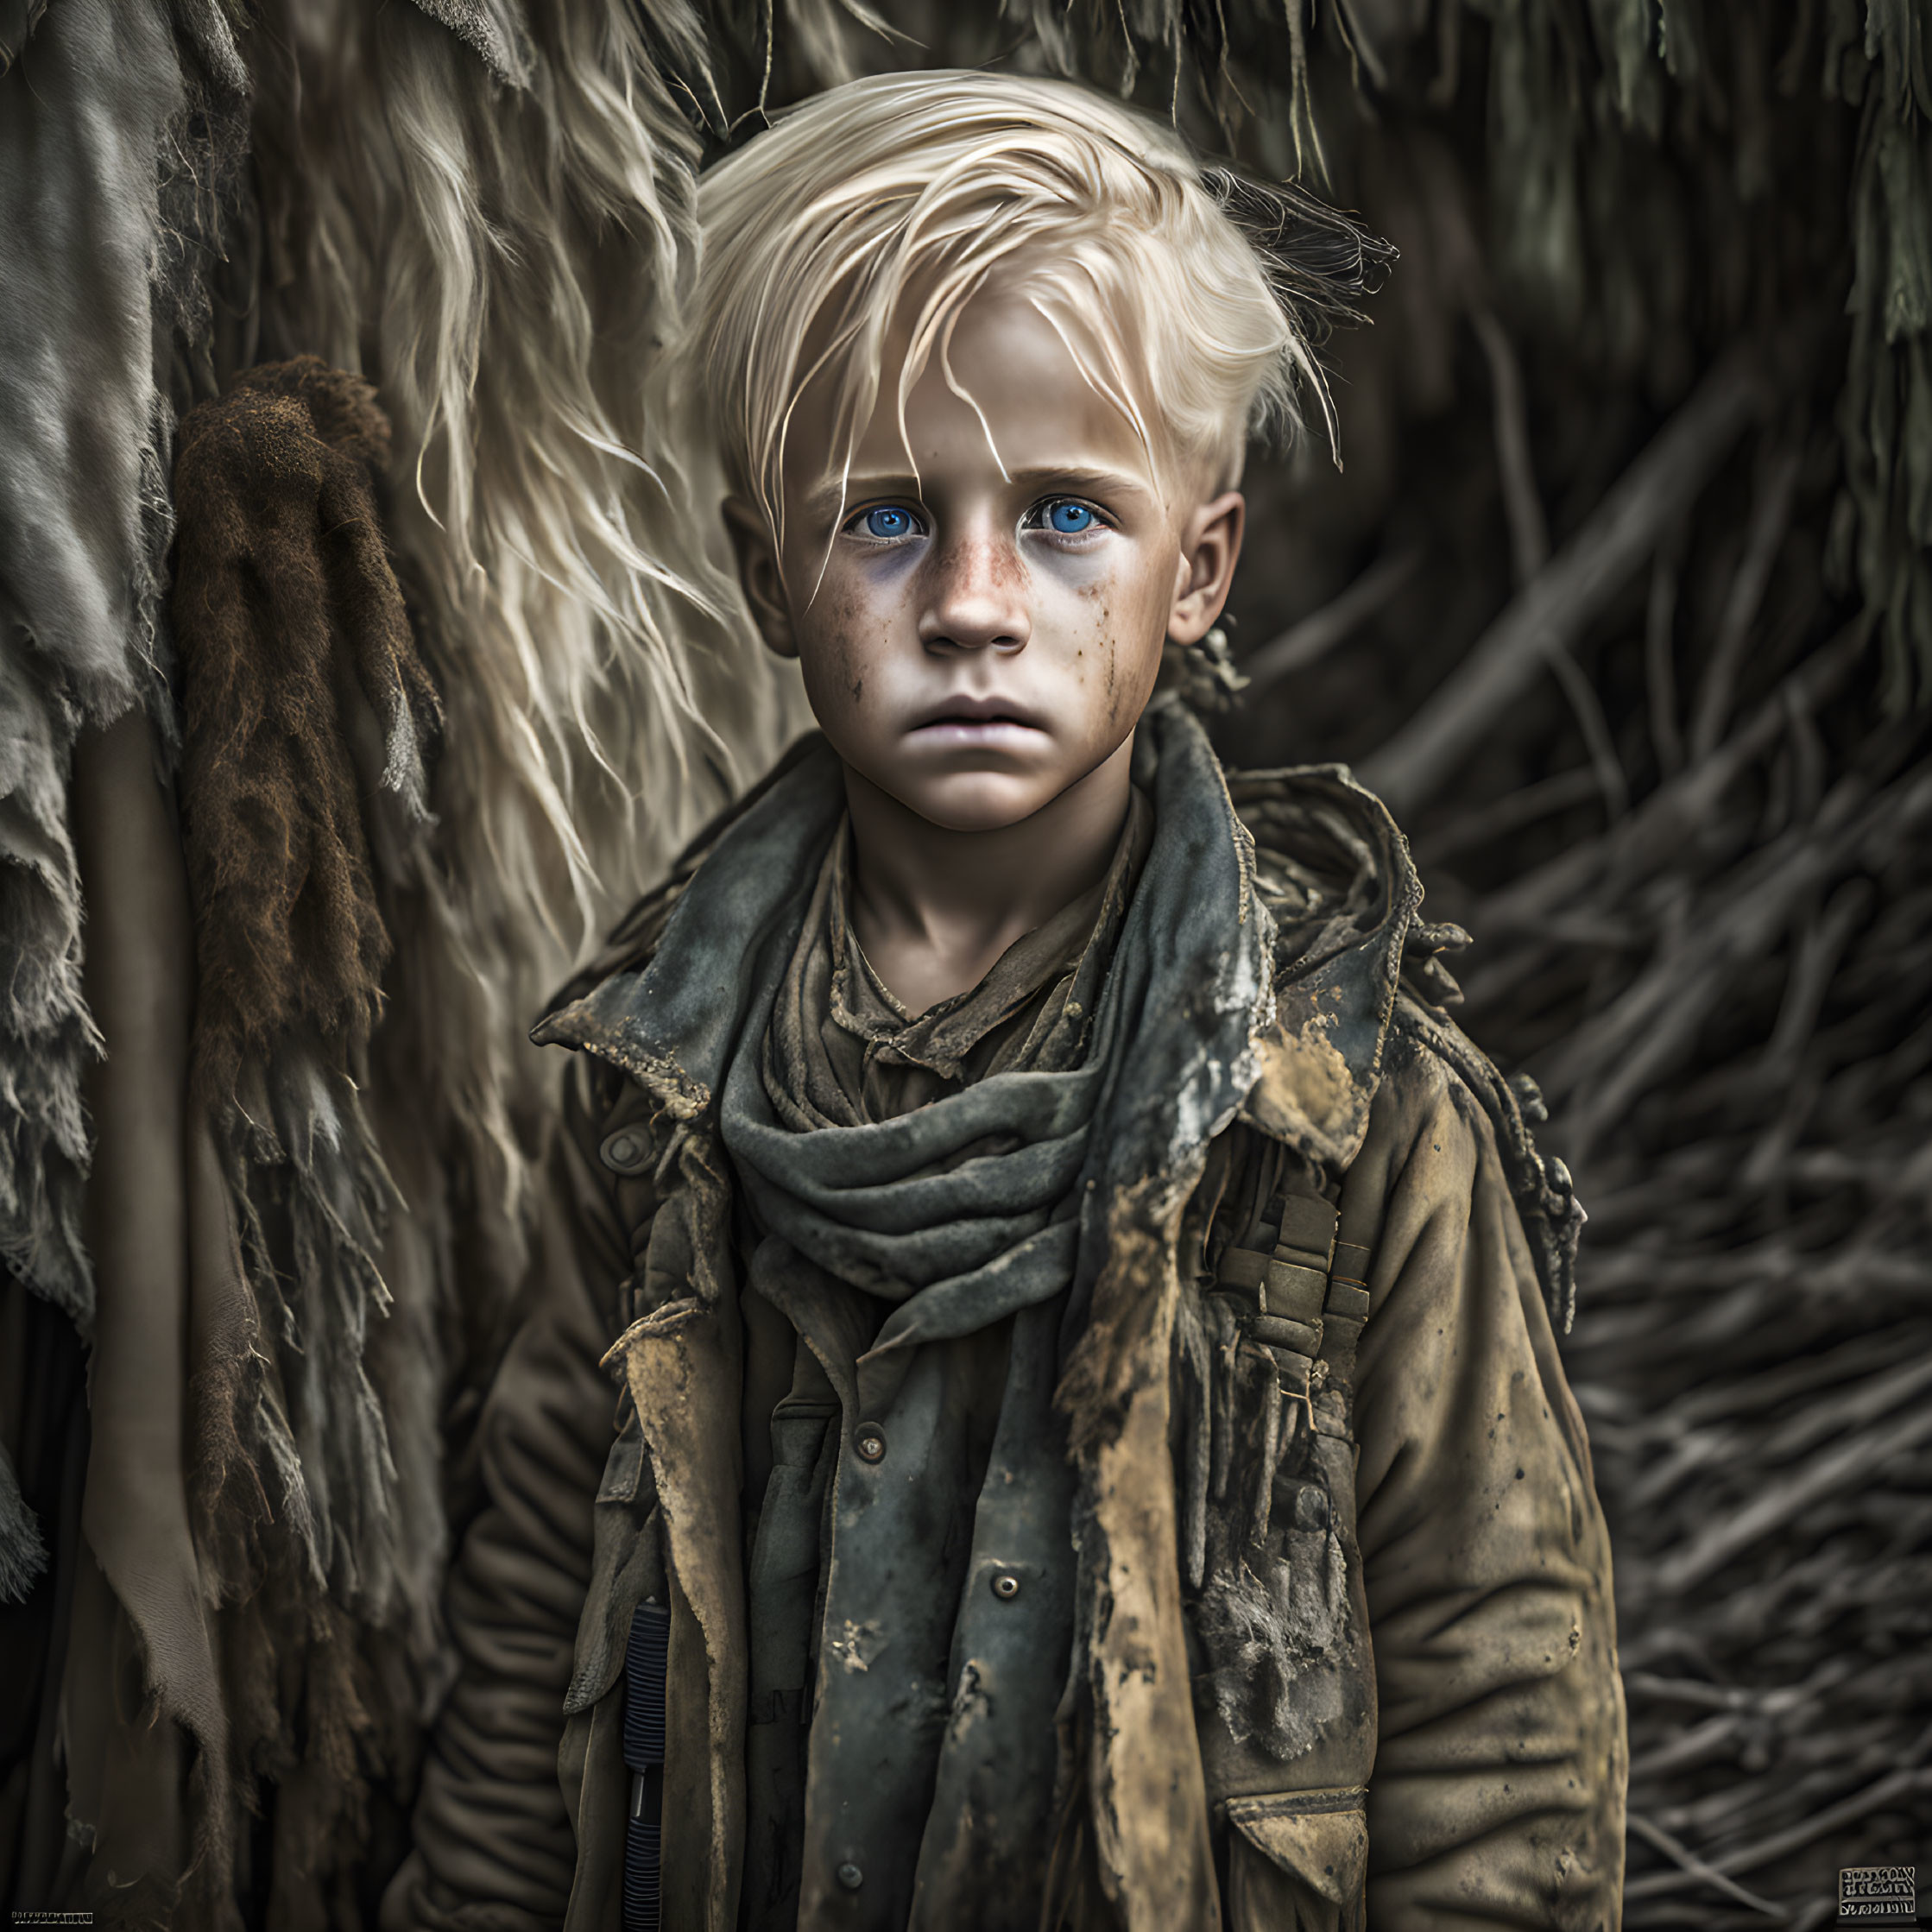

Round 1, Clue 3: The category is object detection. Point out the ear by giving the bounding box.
[722,496,798,659]
[1166,490,1245,646]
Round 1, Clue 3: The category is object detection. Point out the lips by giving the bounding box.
[911,693,1046,730]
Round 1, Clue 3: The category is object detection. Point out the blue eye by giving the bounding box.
[859,505,916,539]
[1046,501,1095,534]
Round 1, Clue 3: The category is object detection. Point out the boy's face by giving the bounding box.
[727,295,1243,834]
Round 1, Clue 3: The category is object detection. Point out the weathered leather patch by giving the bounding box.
[1225,1787,1367,1911]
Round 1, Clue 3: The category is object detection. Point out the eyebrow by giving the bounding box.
[805,474,912,522]
[806,464,1153,521]
[1007,465,1152,495]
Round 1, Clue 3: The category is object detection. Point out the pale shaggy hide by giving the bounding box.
[159,8,800,1920]
[249,0,800,1298]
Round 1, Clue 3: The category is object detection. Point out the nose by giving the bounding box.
[917,527,1030,654]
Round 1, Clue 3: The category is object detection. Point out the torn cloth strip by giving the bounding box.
[0,0,242,1671]
[0,0,224,1336]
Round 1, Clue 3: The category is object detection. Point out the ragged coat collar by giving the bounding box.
[538,718,1424,1171]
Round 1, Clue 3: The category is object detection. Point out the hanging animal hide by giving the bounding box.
[0,0,246,1599]
[191,17,802,1908]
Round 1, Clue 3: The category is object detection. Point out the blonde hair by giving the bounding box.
[679,70,1377,546]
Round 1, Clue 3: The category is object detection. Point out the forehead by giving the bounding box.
[789,293,1166,515]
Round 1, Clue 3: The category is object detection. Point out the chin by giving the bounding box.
[888,771,1054,834]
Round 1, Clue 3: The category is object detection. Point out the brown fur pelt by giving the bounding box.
[171,357,440,1112]
[165,357,445,1929]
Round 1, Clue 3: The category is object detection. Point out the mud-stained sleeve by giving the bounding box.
[381,1055,651,1932]
[1347,1032,1626,1932]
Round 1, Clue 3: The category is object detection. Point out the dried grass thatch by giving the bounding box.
[1147,4,1931,1916]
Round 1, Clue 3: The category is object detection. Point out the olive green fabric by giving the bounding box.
[1344,1020,1627,1927]
[779,792,1152,1122]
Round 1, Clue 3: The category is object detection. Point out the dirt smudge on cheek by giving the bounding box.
[799,578,871,718]
[829,613,859,708]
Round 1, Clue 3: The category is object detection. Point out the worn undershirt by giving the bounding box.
[793,788,1155,1122]
[736,789,1152,1930]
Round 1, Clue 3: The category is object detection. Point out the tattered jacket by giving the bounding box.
[388,736,1627,1932]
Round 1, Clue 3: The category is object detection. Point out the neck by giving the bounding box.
[843,737,1134,1016]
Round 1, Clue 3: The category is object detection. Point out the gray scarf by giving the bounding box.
[719,699,1271,1385]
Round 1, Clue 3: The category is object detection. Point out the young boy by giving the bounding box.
[386,71,1626,1932]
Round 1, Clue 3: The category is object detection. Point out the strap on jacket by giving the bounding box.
[1213,1184,1373,1435]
